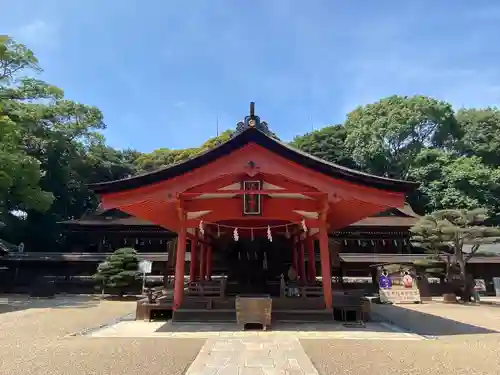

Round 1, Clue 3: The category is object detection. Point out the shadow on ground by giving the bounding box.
[155,321,399,334]
[0,294,101,314]
[372,303,499,336]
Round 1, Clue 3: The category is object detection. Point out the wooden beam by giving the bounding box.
[186,215,320,227]
[259,173,319,192]
[184,174,244,194]
[184,197,321,213]
[181,190,327,197]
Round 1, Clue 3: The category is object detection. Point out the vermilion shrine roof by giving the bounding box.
[89,104,417,195]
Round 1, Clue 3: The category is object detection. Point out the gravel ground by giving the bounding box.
[302,335,500,375]
[0,296,203,375]
[2,295,500,375]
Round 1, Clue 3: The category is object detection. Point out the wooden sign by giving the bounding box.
[242,180,262,215]
[379,287,421,304]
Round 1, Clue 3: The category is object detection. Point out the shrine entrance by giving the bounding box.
[220,235,290,296]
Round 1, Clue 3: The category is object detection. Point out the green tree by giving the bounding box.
[344,95,459,178]
[94,248,140,295]
[1,36,135,249]
[408,149,500,214]
[289,125,355,167]
[455,107,500,166]
[410,208,500,296]
[0,37,54,218]
[133,130,235,172]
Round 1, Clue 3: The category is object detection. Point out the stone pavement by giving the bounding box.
[186,336,318,375]
[88,321,423,340]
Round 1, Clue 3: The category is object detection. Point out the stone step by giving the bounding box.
[173,309,236,323]
[272,309,334,322]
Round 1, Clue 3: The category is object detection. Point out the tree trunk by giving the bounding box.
[456,249,470,302]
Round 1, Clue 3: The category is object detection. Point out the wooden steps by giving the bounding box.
[272,309,333,323]
[172,308,236,322]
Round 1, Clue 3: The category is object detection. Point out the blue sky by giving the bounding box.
[3,1,500,152]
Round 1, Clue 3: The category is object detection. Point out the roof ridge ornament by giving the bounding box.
[234,101,272,136]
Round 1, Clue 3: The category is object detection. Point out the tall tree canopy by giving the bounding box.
[454,108,500,166]
[289,125,355,167]
[0,36,135,249]
[409,149,500,214]
[343,95,460,178]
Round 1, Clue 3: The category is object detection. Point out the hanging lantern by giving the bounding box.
[301,219,308,233]
[199,220,205,236]
[233,228,239,242]
[285,225,291,239]
[267,225,273,242]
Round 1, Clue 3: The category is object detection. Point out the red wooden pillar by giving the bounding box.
[173,219,187,310]
[199,242,206,282]
[189,236,198,282]
[291,235,298,271]
[206,245,213,280]
[307,236,316,283]
[298,240,306,281]
[319,224,333,311]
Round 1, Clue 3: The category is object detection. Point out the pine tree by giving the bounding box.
[410,208,500,288]
[94,247,140,296]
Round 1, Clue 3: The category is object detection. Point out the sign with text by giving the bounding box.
[474,279,486,292]
[379,287,421,304]
[138,260,152,274]
[242,180,262,215]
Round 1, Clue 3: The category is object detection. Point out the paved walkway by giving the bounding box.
[186,336,318,375]
[88,321,423,340]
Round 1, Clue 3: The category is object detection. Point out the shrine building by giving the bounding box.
[88,103,418,320]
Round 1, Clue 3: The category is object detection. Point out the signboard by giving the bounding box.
[138,260,152,274]
[242,180,262,215]
[493,277,500,297]
[379,287,421,304]
[474,279,486,292]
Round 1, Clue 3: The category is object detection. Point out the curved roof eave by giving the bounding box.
[88,127,419,194]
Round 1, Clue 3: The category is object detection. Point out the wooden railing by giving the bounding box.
[281,283,324,298]
[187,279,226,298]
